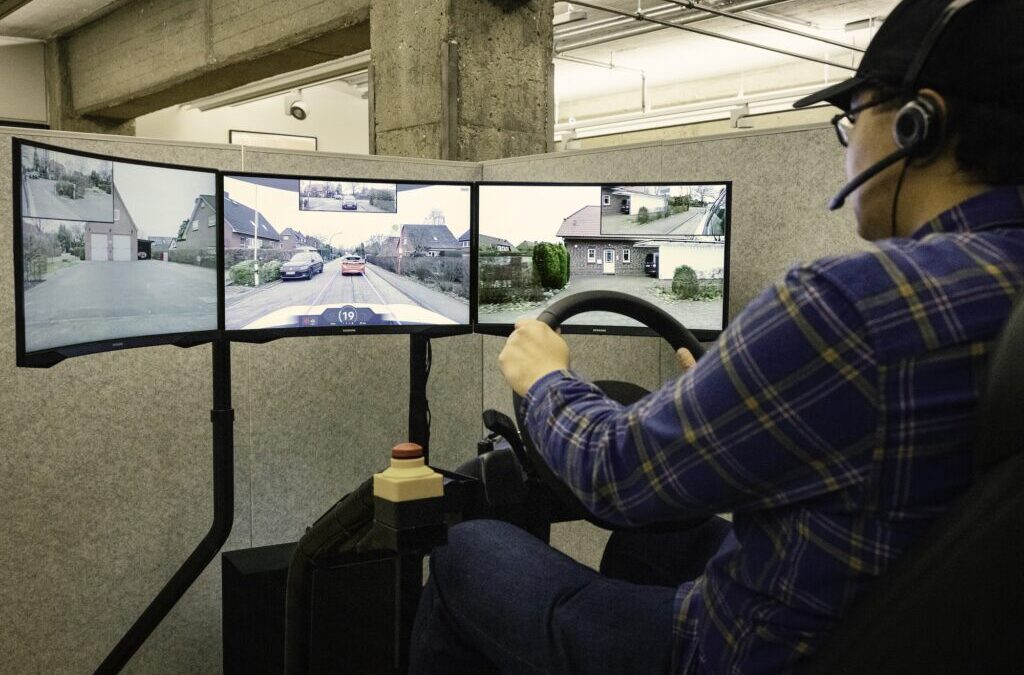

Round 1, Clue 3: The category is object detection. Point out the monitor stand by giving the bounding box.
[94,338,235,674]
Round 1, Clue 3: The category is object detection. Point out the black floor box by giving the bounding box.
[222,543,402,674]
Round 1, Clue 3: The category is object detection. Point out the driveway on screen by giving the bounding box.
[22,259,217,352]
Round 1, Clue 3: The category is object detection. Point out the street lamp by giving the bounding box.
[252,187,262,286]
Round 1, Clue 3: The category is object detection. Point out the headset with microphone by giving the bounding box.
[829,0,979,211]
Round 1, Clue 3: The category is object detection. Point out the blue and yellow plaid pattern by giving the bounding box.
[523,187,1024,674]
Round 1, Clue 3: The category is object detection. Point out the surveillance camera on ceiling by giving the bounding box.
[285,95,309,121]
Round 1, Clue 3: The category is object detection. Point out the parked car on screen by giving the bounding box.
[341,195,358,210]
[644,252,659,277]
[280,251,324,280]
[341,255,366,275]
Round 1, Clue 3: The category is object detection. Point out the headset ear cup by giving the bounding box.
[893,94,943,157]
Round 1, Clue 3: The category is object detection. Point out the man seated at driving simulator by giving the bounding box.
[411,1,1024,673]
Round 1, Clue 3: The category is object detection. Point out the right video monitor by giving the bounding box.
[476,183,729,339]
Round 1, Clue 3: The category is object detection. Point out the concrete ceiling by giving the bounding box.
[3,0,898,136]
[0,0,129,39]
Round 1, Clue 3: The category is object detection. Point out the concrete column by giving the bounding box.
[370,0,554,161]
[45,40,135,135]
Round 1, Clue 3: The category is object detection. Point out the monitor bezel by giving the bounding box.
[220,170,476,343]
[472,180,732,342]
[13,137,223,368]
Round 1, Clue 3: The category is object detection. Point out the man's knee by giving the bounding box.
[429,520,521,590]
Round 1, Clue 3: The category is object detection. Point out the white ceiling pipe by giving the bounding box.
[556,54,650,113]
[665,0,864,52]
[555,80,831,138]
[555,0,797,50]
[566,0,858,71]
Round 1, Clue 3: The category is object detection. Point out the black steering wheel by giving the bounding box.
[512,291,706,530]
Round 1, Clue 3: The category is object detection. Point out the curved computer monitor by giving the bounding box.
[474,182,730,341]
[222,172,473,340]
[14,139,221,367]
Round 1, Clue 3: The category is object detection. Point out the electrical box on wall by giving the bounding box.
[0,40,47,125]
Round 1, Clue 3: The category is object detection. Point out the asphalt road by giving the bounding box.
[478,273,723,331]
[23,260,218,352]
[22,177,114,222]
[225,258,468,328]
[299,197,392,213]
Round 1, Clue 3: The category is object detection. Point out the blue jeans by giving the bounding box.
[410,518,734,675]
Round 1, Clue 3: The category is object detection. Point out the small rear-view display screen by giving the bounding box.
[299,180,398,213]
[477,183,727,332]
[223,175,471,330]
[17,142,219,354]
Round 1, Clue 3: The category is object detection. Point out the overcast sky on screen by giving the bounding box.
[478,185,600,244]
[114,162,216,238]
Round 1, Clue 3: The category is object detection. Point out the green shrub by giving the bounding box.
[168,248,218,269]
[478,283,545,304]
[55,181,77,199]
[637,206,650,224]
[261,260,282,282]
[230,260,258,286]
[25,255,46,281]
[671,265,700,299]
[558,244,570,285]
[532,242,567,290]
[478,285,510,304]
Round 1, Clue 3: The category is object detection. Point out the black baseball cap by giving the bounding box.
[793,0,1024,112]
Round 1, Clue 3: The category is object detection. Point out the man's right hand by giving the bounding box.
[677,347,696,373]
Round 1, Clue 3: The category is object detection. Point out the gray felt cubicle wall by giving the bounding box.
[0,125,862,674]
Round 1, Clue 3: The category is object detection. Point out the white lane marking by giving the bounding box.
[361,267,401,325]
[361,268,391,305]
[311,267,335,306]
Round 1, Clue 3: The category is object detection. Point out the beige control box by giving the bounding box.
[373,442,444,503]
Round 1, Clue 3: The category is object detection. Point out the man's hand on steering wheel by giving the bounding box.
[676,347,697,373]
[500,318,699,396]
[499,319,569,396]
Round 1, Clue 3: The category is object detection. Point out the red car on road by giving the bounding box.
[341,255,366,275]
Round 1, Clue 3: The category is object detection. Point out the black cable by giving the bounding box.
[424,338,432,446]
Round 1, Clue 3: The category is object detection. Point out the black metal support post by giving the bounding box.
[95,339,235,674]
[396,333,433,673]
[409,334,431,462]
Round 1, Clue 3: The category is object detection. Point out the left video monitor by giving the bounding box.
[222,173,472,337]
[14,139,220,367]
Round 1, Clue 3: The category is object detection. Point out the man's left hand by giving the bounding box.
[499,319,570,396]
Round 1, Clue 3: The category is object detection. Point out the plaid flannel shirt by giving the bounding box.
[523,186,1024,674]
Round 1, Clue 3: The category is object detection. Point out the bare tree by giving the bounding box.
[365,233,392,256]
[692,185,717,206]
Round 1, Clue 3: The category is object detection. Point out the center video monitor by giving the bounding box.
[14,139,219,367]
[476,182,729,340]
[222,173,472,337]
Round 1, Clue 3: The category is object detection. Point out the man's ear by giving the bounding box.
[903,88,951,166]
